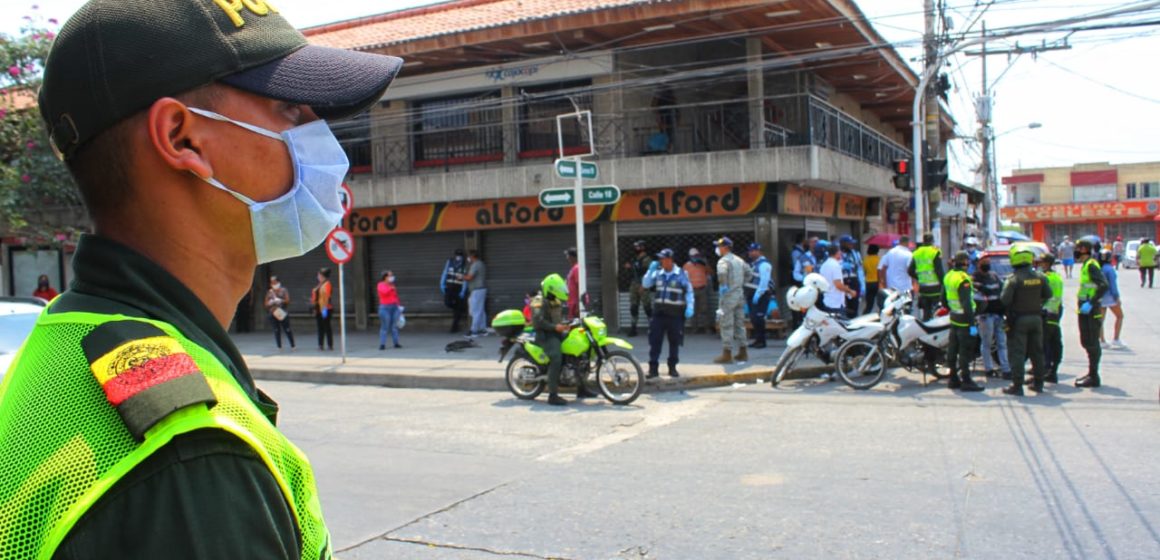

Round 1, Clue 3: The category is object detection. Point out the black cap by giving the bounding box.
[656,248,674,259]
[747,242,762,252]
[39,0,403,159]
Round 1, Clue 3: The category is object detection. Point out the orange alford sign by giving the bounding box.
[436,197,601,231]
[837,194,867,220]
[782,184,836,217]
[611,183,765,221]
[347,205,437,236]
[1001,200,1160,223]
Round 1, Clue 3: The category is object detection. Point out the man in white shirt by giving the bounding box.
[878,235,915,301]
[819,244,856,316]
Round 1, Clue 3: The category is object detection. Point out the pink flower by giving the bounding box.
[26,141,37,150]
[0,109,7,119]
[21,174,31,183]
[48,18,57,24]
[24,63,34,71]
[8,66,19,77]
[44,31,55,39]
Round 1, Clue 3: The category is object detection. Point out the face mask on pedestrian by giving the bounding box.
[980,263,991,273]
[387,275,396,284]
[715,247,723,257]
[186,107,348,264]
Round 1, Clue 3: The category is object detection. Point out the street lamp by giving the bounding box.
[987,122,1043,241]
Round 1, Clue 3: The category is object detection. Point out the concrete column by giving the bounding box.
[501,86,519,163]
[352,236,370,331]
[600,222,620,331]
[592,72,625,158]
[374,100,409,180]
[747,37,766,150]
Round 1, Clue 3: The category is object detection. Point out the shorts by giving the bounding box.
[1062,258,1075,266]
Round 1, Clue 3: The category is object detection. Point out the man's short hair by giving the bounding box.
[468,250,480,258]
[898,235,910,245]
[826,244,841,256]
[922,233,935,244]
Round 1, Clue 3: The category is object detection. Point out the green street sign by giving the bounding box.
[539,188,575,208]
[554,159,598,179]
[539,185,621,208]
[582,185,620,205]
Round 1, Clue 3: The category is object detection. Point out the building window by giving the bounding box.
[332,112,371,173]
[412,92,503,168]
[1008,183,1040,205]
[1127,181,1159,199]
[1073,184,1117,202]
[518,80,592,159]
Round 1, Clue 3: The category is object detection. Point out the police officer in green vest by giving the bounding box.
[1074,236,1109,388]
[1039,254,1065,383]
[943,252,985,392]
[1000,246,1053,396]
[909,233,946,320]
[0,1,402,557]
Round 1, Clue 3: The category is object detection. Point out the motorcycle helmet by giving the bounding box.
[1075,235,1101,257]
[802,272,831,293]
[786,285,819,312]
[1009,245,1034,267]
[541,273,568,301]
[1098,248,1113,265]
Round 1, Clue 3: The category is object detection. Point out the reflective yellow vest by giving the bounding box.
[913,246,941,291]
[1044,270,1064,324]
[1077,258,1103,318]
[944,269,974,327]
[0,311,331,559]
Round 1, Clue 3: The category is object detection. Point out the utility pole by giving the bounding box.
[978,21,993,243]
[922,0,941,243]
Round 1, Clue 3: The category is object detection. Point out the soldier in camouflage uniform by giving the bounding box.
[713,237,750,364]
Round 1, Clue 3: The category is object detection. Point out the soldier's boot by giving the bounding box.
[576,383,598,399]
[947,370,962,390]
[628,317,639,337]
[547,393,568,406]
[1002,384,1024,396]
[1045,368,1059,384]
[667,360,680,378]
[959,373,984,392]
[735,346,749,363]
[646,362,660,379]
[1075,374,1101,388]
[712,348,733,364]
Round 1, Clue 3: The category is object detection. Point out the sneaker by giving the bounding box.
[819,373,833,382]
[1112,340,1126,349]
[379,344,385,351]
[1100,341,1111,349]
[394,343,402,349]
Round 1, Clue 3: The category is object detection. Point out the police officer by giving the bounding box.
[838,235,865,317]
[791,236,819,328]
[0,1,403,556]
[624,240,654,336]
[943,252,984,392]
[643,249,695,377]
[441,249,469,333]
[1074,237,1109,388]
[1000,246,1052,396]
[1039,254,1065,383]
[909,233,946,320]
[745,242,775,349]
[713,237,750,364]
[532,274,593,405]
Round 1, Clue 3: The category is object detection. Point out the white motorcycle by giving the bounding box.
[832,290,952,390]
[769,274,886,387]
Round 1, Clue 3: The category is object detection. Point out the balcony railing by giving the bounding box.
[366,92,910,176]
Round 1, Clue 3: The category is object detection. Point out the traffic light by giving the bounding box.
[892,159,911,190]
[923,158,947,191]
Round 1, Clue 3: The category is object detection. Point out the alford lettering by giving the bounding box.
[477,202,565,226]
[349,209,397,233]
[638,186,742,217]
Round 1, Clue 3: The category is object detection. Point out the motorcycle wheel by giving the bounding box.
[770,346,804,387]
[596,350,643,405]
[835,340,886,390]
[505,354,545,400]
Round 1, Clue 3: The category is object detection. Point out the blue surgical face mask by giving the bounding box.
[187,107,348,264]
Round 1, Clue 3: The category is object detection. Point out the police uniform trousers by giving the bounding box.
[648,311,684,372]
[917,291,941,321]
[946,325,976,378]
[1042,316,1063,378]
[536,330,564,393]
[749,292,772,345]
[1077,311,1103,380]
[1007,314,1045,388]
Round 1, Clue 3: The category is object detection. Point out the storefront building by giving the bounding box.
[1001,162,1160,245]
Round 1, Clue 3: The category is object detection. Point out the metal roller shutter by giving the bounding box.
[616,217,755,236]
[482,227,601,316]
[369,232,466,314]
[268,244,355,315]
[1104,221,1155,243]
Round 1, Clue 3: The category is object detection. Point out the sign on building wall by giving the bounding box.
[436,197,602,231]
[347,205,437,236]
[782,184,836,217]
[836,194,867,220]
[1001,200,1160,222]
[610,183,766,221]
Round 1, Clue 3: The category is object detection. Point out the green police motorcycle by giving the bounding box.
[491,309,643,405]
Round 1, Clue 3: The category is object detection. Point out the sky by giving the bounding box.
[6,0,1160,186]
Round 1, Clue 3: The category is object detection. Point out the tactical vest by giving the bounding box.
[1044,271,1063,324]
[944,269,974,327]
[1077,259,1103,316]
[913,246,941,293]
[0,311,331,560]
[840,252,860,294]
[743,257,775,295]
[444,259,466,289]
[1008,268,1047,316]
[653,269,688,316]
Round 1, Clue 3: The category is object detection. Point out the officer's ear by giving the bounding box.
[146,97,214,180]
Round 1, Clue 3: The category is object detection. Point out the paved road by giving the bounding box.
[266,276,1159,559]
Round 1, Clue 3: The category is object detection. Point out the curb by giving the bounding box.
[250,363,834,393]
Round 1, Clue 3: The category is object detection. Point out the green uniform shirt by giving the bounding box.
[943,269,974,327]
[41,235,299,559]
[1139,242,1157,267]
[1000,266,1052,317]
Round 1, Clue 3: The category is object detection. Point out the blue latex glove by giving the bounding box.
[752,293,761,305]
[685,306,694,319]
[648,260,660,272]
[969,325,978,337]
[718,286,729,296]
[321,307,329,319]
[1080,301,1093,315]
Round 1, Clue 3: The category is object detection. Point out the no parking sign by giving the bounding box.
[325,228,354,265]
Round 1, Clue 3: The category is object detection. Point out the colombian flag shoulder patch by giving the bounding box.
[82,321,218,441]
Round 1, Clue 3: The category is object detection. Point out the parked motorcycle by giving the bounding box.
[491,310,644,405]
[832,290,952,390]
[770,274,886,387]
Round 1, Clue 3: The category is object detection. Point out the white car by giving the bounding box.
[0,297,46,376]
[1123,239,1141,269]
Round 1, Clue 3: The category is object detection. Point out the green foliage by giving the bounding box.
[1,8,83,245]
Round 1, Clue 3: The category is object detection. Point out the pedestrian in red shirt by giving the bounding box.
[32,274,58,301]
[377,270,402,350]
[565,247,581,319]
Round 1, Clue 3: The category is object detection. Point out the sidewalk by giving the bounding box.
[235,328,829,392]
